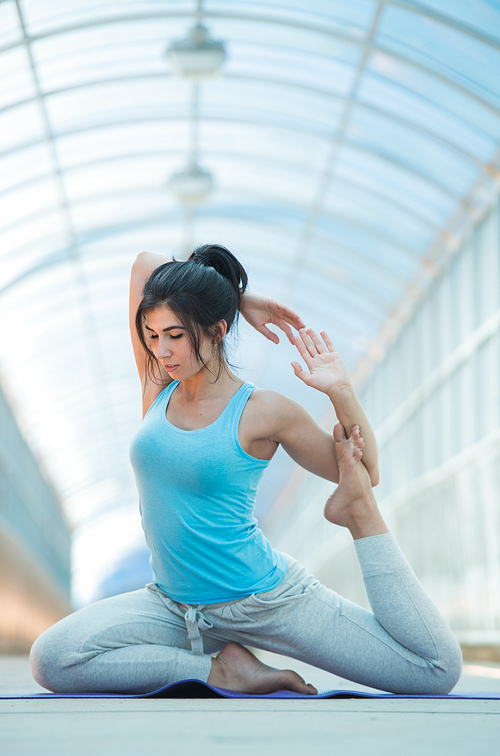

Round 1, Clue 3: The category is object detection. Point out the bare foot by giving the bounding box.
[324,423,389,540]
[207,642,317,695]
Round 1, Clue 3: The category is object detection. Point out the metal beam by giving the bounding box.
[0,144,440,232]
[0,113,462,201]
[0,198,418,297]
[14,0,129,470]
[387,0,500,53]
[2,7,499,117]
[0,71,487,169]
[286,2,386,289]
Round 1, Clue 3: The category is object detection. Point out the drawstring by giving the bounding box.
[145,585,214,655]
[183,605,213,654]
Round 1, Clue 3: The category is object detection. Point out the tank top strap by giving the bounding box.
[220,381,255,441]
[145,381,178,418]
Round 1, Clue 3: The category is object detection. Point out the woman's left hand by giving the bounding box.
[292,328,352,395]
[240,292,305,344]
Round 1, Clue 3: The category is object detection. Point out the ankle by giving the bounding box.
[207,655,225,688]
[348,505,389,540]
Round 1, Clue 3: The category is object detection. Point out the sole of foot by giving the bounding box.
[207,642,317,696]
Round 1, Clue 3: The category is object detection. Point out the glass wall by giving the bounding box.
[0,382,71,646]
[358,197,500,646]
[267,195,500,648]
[0,383,71,593]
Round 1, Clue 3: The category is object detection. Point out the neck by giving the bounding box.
[177,363,238,402]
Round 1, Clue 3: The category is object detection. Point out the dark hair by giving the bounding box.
[136,243,248,383]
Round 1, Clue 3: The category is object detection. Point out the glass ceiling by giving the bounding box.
[1,0,500,605]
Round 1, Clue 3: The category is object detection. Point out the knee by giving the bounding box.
[30,623,76,693]
[424,638,463,695]
[436,639,463,695]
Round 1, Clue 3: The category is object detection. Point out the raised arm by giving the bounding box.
[291,328,379,486]
[130,252,173,415]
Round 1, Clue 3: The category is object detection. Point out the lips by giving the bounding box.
[164,364,180,372]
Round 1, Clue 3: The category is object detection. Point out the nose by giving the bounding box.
[155,339,173,360]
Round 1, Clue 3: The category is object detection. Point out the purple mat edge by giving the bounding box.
[2,679,500,700]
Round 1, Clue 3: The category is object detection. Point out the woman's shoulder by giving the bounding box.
[247,387,309,420]
[239,387,318,451]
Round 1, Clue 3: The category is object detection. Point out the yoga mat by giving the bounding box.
[2,680,500,699]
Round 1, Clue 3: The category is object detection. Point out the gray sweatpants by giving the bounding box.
[30,534,462,695]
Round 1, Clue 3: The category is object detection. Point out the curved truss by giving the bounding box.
[0,0,499,604]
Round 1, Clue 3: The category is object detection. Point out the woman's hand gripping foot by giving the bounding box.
[324,423,389,540]
[207,642,317,695]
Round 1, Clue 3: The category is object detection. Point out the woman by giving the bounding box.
[30,244,462,696]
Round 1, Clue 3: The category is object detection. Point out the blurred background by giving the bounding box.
[0,0,499,661]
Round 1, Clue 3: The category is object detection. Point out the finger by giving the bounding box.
[299,328,318,359]
[277,320,294,345]
[272,301,306,330]
[256,325,279,344]
[307,328,326,354]
[319,330,336,354]
[293,333,313,366]
[291,361,311,384]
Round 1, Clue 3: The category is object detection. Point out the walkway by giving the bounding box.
[1,652,499,755]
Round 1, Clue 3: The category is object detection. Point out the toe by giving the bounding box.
[334,422,347,442]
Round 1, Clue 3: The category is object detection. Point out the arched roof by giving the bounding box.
[1,0,500,603]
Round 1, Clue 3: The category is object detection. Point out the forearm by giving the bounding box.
[130,252,172,386]
[327,385,379,486]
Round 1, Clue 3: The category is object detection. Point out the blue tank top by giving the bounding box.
[129,380,287,604]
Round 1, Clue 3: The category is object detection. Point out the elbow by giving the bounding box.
[132,251,150,269]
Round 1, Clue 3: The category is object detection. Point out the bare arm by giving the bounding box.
[129,252,172,416]
[272,399,339,482]
[241,389,339,482]
[129,250,170,379]
[291,328,379,486]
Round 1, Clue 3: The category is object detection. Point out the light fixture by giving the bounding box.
[168,162,214,205]
[167,22,226,78]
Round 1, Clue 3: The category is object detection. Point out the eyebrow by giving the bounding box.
[144,325,185,333]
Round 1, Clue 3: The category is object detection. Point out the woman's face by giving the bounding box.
[145,305,214,380]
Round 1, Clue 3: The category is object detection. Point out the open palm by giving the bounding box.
[292,328,351,394]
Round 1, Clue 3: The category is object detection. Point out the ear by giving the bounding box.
[212,319,228,344]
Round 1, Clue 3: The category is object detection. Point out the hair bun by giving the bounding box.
[189,244,248,303]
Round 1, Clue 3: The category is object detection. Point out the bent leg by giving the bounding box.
[315,535,462,694]
[204,550,461,695]
[352,532,462,688]
[30,587,213,693]
[317,424,461,692]
[204,424,461,694]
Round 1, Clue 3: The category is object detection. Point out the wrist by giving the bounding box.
[326,381,356,404]
[239,289,253,313]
